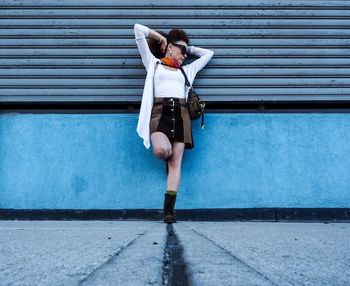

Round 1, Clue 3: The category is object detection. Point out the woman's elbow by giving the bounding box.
[134,24,145,40]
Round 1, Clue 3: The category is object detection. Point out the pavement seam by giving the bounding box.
[2,227,118,286]
[162,224,191,286]
[77,226,153,285]
[182,223,279,286]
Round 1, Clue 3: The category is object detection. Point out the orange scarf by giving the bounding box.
[160,57,180,69]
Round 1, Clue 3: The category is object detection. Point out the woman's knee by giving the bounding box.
[168,159,182,170]
[153,146,172,160]
[168,143,185,168]
[151,136,185,164]
[151,132,172,159]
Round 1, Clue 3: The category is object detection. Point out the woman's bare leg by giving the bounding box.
[151,132,172,160]
[151,133,185,192]
[166,141,185,192]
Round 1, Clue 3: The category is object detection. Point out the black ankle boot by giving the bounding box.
[163,193,177,224]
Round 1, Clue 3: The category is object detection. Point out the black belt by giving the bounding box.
[153,97,188,107]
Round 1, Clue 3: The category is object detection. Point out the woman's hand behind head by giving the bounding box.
[160,37,167,54]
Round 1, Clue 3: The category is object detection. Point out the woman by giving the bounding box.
[134,23,214,223]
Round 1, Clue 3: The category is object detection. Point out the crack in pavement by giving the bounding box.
[162,224,192,286]
[183,224,280,286]
[77,227,151,285]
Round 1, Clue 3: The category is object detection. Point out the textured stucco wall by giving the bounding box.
[0,113,349,209]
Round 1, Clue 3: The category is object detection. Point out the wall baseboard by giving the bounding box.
[0,208,349,222]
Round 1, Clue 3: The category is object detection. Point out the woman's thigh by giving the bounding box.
[151,132,172,158]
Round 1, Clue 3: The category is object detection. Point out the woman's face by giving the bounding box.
[168,41,188,66]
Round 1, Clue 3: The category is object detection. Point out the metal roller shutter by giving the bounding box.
[0,0,349,103]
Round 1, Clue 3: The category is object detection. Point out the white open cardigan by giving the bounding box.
[134,23,214,149]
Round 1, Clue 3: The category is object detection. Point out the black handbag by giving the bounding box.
[179,67,206,129]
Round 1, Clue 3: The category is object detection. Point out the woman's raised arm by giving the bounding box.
[184,46,214,83]
[134,23,166,71]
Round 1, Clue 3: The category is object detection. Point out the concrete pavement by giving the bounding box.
[177,222,350,286]
[0,220,349,286]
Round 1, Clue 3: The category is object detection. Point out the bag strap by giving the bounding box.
[153,61,161,100]
[179,67,205,129]
[179,67,191,88]
[155,61,161,73]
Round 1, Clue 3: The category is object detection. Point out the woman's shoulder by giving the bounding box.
[181,64,191,72]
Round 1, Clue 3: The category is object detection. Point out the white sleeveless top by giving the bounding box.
[154,64,186,99]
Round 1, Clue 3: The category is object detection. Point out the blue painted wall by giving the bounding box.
[0,113,349,209]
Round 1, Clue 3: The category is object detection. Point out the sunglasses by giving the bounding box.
[171,43,188,56]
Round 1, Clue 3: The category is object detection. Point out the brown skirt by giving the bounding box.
[150,97,194,149]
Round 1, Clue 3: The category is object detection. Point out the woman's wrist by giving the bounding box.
[187,46,194,54]
[154,34,165,45]
[159,36,166,44]
[148,29,166,45]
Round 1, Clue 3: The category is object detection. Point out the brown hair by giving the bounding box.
[167,28,189,46]
[147,28,190,59]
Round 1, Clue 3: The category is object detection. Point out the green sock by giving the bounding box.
[166,190,177,196]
